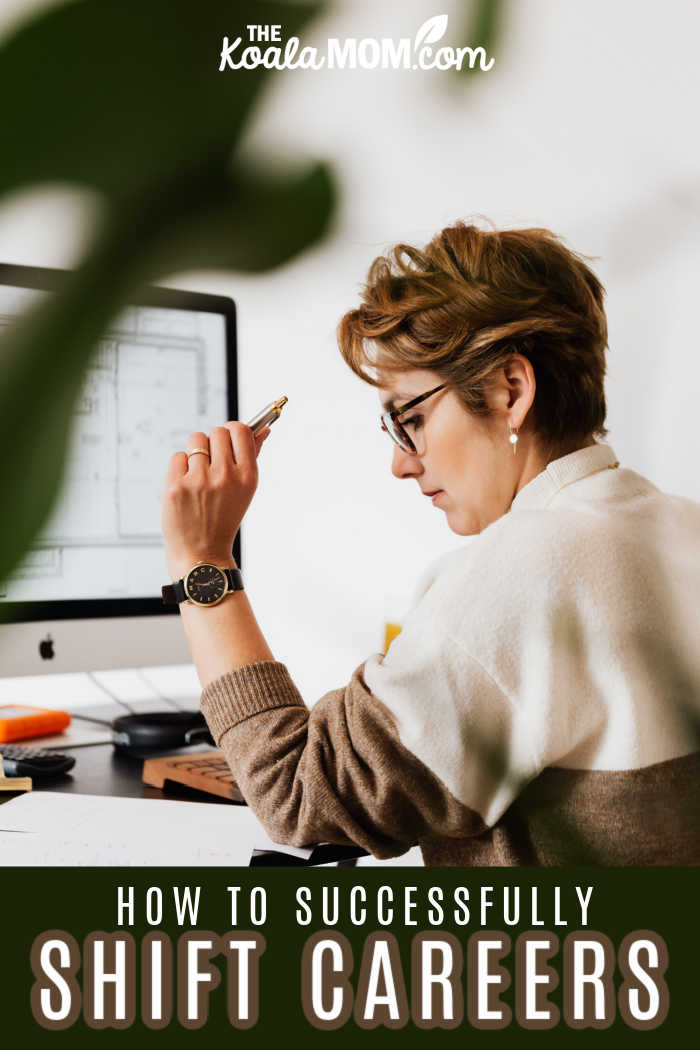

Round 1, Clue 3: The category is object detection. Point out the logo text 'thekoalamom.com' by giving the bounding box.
[219,14,495,73]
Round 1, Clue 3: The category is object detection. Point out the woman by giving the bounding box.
[161,221,700,865]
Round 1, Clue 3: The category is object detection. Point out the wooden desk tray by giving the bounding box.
[142,751,244,803]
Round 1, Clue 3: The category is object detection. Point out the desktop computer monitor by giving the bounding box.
[0,263,238,679]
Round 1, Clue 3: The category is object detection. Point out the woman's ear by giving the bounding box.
[503,353,536,427]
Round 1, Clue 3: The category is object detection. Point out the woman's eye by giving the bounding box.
[400,415,422,431]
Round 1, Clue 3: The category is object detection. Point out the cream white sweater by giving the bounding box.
[363,442,700,828]
[202,442,700,864]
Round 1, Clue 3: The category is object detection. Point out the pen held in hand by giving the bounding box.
[246,396,288,435]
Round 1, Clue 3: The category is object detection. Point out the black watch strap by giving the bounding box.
[224,568,244,593]
[161,567,244,605]
[162,578,187,604]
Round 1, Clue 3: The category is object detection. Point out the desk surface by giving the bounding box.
[1,742,367,866]
[1,742,234,806]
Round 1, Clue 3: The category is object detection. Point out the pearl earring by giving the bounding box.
[508,424,518,455]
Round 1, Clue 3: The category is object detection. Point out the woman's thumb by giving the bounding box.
[254,427,271,456]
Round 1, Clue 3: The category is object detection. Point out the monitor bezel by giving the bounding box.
[0,262,239,624]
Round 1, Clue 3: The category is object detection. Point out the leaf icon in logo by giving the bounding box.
[415,14,449,49]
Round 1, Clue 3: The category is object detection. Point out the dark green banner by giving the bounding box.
[1,866,696,1043]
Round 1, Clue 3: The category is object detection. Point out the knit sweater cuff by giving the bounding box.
[200,661,306,744]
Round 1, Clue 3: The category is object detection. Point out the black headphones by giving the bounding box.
[112,711,214,752]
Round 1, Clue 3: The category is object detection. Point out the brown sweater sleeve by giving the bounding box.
[200,659,484,859]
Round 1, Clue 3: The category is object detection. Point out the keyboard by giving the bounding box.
[0,743,75,778]
[141,751,244,803]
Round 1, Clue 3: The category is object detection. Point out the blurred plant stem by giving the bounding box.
[456,0,506,78]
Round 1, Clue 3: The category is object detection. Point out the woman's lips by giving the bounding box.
[425,490,444,504]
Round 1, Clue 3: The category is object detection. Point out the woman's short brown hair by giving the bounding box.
[337,219,609,446]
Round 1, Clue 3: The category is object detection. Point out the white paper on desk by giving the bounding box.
[0,792,313,866]
[26,723,113,748]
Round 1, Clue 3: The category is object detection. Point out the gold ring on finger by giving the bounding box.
[187,447,211,459]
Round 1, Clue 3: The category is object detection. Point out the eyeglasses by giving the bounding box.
[379,383,447,455]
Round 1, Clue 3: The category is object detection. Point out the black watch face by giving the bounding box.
[184,564,228,606]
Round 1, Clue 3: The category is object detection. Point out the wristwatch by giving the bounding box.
[161,563,244,607]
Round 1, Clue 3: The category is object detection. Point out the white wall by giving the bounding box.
[1,0,699,703]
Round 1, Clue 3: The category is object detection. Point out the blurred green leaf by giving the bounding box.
[455,0,505,78]
[0,0,308,199]
[0,0,336,588]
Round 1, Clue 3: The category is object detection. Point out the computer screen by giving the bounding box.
[0,264,238,678]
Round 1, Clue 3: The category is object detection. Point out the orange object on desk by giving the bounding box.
[384,621,402,653]
[0,704,71,743]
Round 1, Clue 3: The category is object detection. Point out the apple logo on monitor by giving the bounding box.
[39,634,55,660]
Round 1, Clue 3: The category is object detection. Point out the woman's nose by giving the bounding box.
[391,444,423,479]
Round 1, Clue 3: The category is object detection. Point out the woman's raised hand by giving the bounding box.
[161,423,270,580]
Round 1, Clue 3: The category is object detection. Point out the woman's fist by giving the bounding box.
[161,422,269,580]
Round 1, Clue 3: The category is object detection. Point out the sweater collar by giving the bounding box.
[510,442,619,512]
